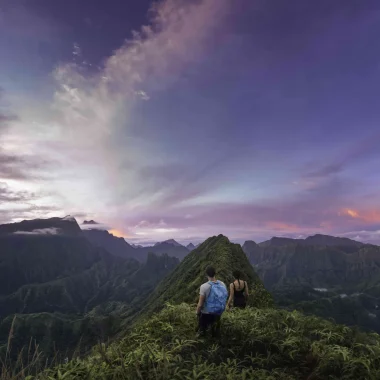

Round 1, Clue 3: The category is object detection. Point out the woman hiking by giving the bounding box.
[227,270,249,309]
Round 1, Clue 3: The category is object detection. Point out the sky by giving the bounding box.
[1,0,380,245]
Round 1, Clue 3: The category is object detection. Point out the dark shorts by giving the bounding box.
[233,303,246,309]
[198,313,221,337]
[234,296,247,309]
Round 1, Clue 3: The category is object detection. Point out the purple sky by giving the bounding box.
[1,0,380,245]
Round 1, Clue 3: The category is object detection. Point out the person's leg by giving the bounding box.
[211,315,221,338]
[198,313,212,336]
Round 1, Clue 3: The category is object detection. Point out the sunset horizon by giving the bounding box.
[1,0,380,244]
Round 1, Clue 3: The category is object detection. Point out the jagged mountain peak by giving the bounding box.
[304,234,364,247]
[0,216,81,236]
[154,239,183,247]
[82,220,99,225]
[259,236,302,247]
[242,240,258,247]
[186,243,196,250]
[82,228,141,261]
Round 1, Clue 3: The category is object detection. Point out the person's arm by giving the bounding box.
[196,295,205,315]
[227,283,234,308]
[244,281,249,299]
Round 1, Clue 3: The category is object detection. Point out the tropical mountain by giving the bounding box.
[140,234,273,317]
[83,231,190,262]
[243,234,380,332]
[242,234,379,290]
[186,242,196,250]
[19,234,380,380]
[0,217,179,361]
[82,229,142,261]
[154,239,183,247]
[135,240,190,261]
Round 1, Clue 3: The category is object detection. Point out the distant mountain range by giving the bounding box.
[242,234,379,291]
[0,216,180,360]
[243,234,380,333]
[3,214,380,362]
[83,230,193,262]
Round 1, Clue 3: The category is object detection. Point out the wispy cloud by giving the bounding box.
[13,227,62,235]
[0,150,52,180]
[26,0,231,215]
[2,0,380,246]
[303,132,380,179]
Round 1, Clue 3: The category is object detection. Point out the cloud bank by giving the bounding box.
[1,0,380,244]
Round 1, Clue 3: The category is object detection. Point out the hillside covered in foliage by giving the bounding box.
[139,234,273,317]
[3,227,380,379]
[0,217,179,362]
[33,304,380,380]
[243,235,380,333]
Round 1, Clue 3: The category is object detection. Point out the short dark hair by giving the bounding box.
[206,266,216,278]
[233,270,242,279]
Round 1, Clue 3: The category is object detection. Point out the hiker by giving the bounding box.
[227,270,249,309]
[196,266,228,337]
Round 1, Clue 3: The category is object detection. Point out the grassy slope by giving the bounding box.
[7,234,380,379]
[140,235,273,318]
[38,304,380,380]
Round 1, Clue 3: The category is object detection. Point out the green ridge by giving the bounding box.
[140,234,273,317]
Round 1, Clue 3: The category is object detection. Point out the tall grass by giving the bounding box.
[0,316,89,380]
[24,304,380,380]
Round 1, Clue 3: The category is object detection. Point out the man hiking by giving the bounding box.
[196,266,228,337]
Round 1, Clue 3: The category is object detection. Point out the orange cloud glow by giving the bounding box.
[345,209,359,218]
[108,229,128,238]
[265,221,303,232]
[341,208,380,223]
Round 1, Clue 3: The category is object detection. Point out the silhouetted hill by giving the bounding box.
[186,242,196,250]
[136,241,189,261]
[259,236,303,247]
[0,215,81,236]
[82,220,99,225]
[304,234,364,248]
[154,239,183,247]
[83,229,143,261]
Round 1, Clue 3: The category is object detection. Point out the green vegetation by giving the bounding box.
[30,304,380,380]
[243,237,380,292]
[3,230,380,379]
[0,236,179,362]
[141,235,273,318]
[274,285,380,334]
[243,236,380,334]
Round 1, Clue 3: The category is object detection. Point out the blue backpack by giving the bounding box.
[203,281,228,315]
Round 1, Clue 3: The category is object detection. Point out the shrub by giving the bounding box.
[34,304,380,380]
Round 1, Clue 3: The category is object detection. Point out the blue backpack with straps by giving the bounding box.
[203,281,228,315]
